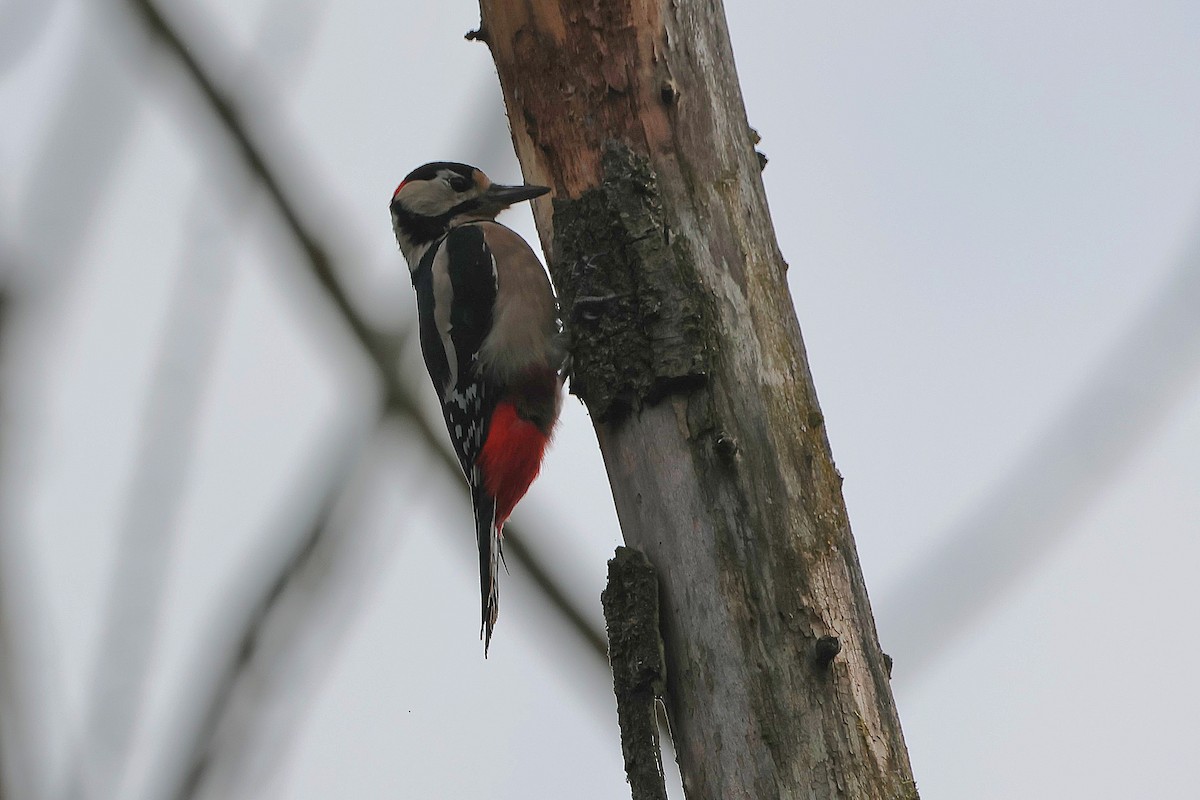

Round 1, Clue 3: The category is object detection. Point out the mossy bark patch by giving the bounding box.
[552,142,713,421]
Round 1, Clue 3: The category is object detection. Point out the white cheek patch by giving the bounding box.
[397,169,488,216]
[397,181,457,216]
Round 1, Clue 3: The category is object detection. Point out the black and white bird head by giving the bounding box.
[390,162,549,268]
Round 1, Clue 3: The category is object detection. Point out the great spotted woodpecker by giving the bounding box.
[390,162,563,654]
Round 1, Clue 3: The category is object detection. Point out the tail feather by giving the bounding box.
[473,479,501,655]
[472,398,551,654]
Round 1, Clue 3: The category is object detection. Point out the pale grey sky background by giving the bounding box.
[2,1,1198,799]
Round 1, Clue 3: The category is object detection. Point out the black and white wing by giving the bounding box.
[411,224,504,650]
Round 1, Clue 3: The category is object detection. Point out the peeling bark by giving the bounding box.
[477,1,917,798]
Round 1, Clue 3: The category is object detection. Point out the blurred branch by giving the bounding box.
[124,0,606,663]
[0,285,23,800]
[81,0,327,792]
[0,0,60,75]
[16,1,139,296]
[0,259,61,800]
[0,539,34,800]
[79,192,237,800]
[5,16,153,787]
[128,0,395,374]
[502,523,607,658]
[160,434,403,800]
[883,233,1200,683]
[159,428,365,800]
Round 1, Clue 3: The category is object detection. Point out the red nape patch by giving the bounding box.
[478,402,551,526]
[393,180,408,199]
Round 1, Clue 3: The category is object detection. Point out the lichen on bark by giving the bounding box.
[551,141,714,421]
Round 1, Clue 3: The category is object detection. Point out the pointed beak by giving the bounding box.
[481,182,550,209]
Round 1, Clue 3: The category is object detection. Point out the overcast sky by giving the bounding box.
[2,1,1199,799]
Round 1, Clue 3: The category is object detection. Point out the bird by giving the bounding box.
[389,162,563,654]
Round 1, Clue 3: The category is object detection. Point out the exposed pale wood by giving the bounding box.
[477,1,917,797]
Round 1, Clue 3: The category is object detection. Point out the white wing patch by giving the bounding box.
[430,232,499,402]
[430,244,459,396]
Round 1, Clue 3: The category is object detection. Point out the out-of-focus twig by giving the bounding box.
[7,10,146,787]
[503,524,607,658]
[0,257,64,800]
[0,0,60,75]
[80,0,328,792]
[883,233,1200,683]
[16,1,139,297]
[79,190,238,800]
[0,285,24,800]
[128,0,399,382]
[156,426,407,800]
[157,428,366,800]
[124,0,606,663]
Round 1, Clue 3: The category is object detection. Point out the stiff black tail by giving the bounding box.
[472,477,501,655]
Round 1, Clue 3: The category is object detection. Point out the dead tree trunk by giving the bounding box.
[476,2,917,798]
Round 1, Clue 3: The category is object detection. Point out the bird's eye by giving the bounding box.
[448,175,472,192]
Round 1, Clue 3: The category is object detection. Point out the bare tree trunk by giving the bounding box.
[476,2,916,798]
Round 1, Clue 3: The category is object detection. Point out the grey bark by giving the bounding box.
[477,1,917,798]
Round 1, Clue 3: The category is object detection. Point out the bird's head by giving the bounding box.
[390,162,549,268]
